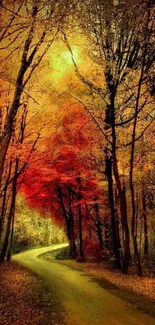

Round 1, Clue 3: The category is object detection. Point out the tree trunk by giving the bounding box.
[0,162,18,262]
[58,185,77,259]
[68,189,77,259]
[142,185,149,257]
[104,220,110,250]
[77,174,84,261]
[0,159,18,263]
[104,153,121,268]
[94,202,104,250]
[78,201,84,260]
[67,218,77,259]
[6,206,15,262]
[0,161,12,237]
[110,93,130,274]
[129,1,151,276]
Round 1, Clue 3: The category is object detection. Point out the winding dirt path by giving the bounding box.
[13,245,155,325]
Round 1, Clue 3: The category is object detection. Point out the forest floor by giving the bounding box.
[0,262,65,325]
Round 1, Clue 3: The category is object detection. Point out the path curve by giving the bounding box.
[13,245,155,325]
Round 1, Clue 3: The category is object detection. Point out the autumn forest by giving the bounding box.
[0,0,155,291]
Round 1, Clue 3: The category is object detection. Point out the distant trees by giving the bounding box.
[14,196,67,252]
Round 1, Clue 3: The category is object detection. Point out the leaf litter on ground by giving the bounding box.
[0,262,66,325]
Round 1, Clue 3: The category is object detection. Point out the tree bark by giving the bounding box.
[110,92,130,274]
[94,202,104,251]
[77,174,84,261]
[129,0,151,277]
[6,206,15,262]
[142,184,149,256]
[0,159,18,263]
[67,218,77,259]
[0,161,12,237]
[68,188,77,259]
[104,153,122,269]
[57,185,77,259]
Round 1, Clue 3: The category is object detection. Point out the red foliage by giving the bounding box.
[21,103,105,249]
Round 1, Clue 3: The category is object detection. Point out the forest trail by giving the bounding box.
[13,245,155,325]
